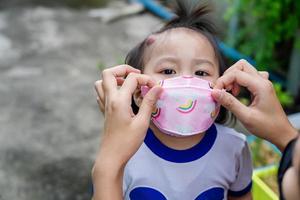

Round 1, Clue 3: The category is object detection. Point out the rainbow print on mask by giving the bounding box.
[152,107,161,118]
[210,107,219,119]
[176,99,197,113]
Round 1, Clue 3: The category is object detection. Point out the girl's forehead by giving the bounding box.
[143,27,217,62]
[148,27,210,45]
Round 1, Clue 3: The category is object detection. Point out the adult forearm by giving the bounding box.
[92,159,124,200]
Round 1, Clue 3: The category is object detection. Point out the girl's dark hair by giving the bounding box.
[126,0,229,124]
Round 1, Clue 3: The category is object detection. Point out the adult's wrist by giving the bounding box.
[93,155,125,180]
[92,159,125,200]
[273,126,299,152]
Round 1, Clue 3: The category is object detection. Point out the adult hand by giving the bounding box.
[94,65,140,114]
[92,65,162,200]
[212,59,298,152]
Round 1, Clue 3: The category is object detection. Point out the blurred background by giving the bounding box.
[0,0,299,199]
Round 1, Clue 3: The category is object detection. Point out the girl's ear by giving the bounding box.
[133,88,143,108]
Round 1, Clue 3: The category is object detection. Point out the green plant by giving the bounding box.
[96,57,125,72]
[116,57,125,66]
[273,82,294,107]
[249,138,281,168]
[224,0,300,72]
[96,61,106,71]
[237,81,293,108]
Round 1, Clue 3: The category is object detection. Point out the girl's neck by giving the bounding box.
[149,123,205,150]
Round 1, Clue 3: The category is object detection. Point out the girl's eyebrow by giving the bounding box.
[154,56,178,66]
[153,56,215,68]
[193,58,215,67]
[156,56,178,62]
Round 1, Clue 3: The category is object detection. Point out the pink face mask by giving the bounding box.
[141,76,220,137]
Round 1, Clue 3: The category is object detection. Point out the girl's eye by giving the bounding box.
[161,69,176,75]
[195,71,209,76]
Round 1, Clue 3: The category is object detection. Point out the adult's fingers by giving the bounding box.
[259,71,269,80]
[214,70,260,94]
[224,71,269,97]
[232,82,240,97]
[223,60,259,93]
[95,80,105,101]
[102,65,141,96]
[116,77,125,86]
[136,85,163,123]
[95,78,125,98]
[211,89,250,122]
[96,97,105,114]
[120,73,156,100]
[224,59,258,76]
[231,71,269,96]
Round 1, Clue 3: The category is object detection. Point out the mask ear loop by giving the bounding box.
[211,103,221,119]
[141,80,164,115]
[141,80,164,97]
[209,80,223,120]
[209,82,214,89]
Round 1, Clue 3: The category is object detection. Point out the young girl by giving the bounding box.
[93,1,252,199]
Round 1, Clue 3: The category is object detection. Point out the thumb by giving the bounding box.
[136,85,163,123]
[211,89,250,122]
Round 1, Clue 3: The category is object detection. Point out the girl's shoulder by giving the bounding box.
[214,123,247,144]
[213,123,250,156]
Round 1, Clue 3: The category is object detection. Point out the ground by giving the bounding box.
[0,6,160,200]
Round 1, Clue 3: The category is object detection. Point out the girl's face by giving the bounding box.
[143,27,220,83]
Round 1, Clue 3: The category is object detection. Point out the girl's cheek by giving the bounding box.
[212,73,220,83]
[150,74,164,83]
[201,72,219,84]
[142,70,162,83]
[201,76,217,84]
[153,73,175,82]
